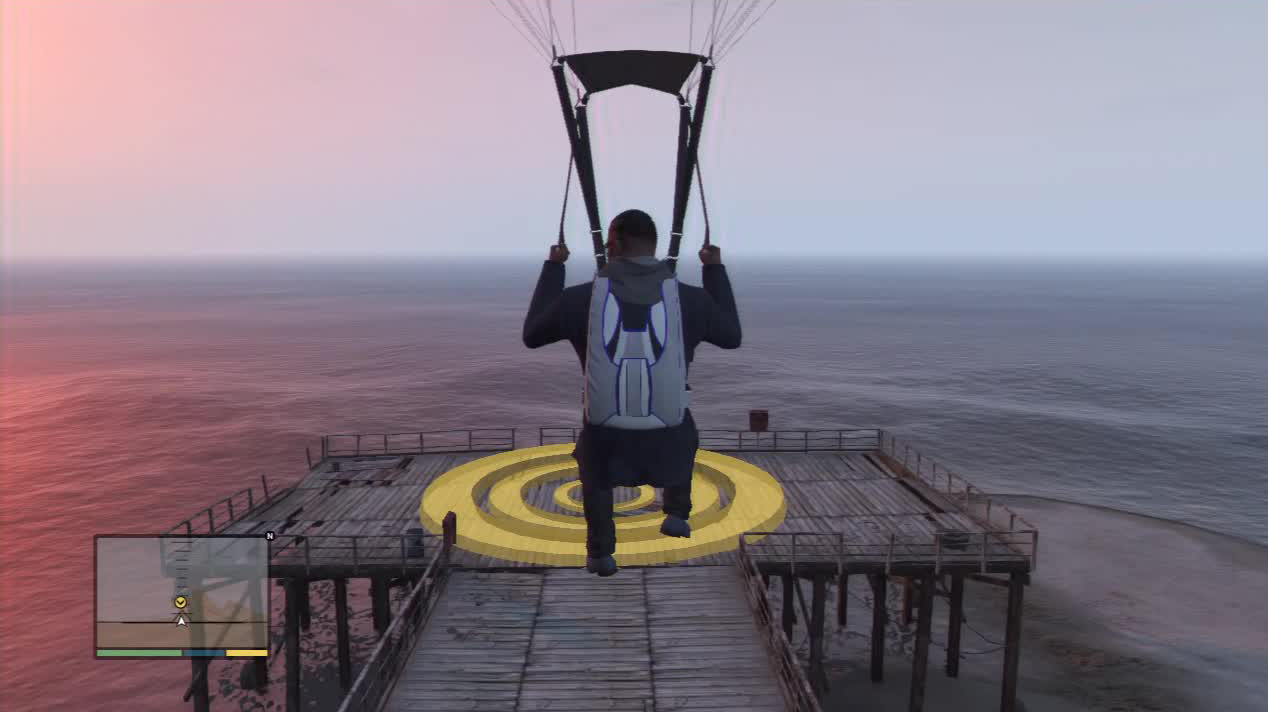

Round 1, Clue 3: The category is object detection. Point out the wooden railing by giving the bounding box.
[336,513,456,712]
[322,429,517,457]
[539,427,881,452]
[737,536,825,712]
[163,474,289,538]
[738,529,1036,575]
[877,430,1040,570]
[269,531,440,576]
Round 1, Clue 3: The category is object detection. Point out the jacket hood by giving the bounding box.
[600,256,674,305]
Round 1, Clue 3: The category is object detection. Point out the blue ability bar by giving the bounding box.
[184,649,227,657]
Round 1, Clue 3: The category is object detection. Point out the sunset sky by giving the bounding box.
[3,0,1266,260]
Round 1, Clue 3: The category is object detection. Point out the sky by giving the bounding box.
[2,0,1266,260]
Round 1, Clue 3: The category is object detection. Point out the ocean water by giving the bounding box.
[1,257,1265,711]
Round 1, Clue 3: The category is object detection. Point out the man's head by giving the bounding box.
[606,209,658,259]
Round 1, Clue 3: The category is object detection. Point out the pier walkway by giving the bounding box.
[387,567,786,712]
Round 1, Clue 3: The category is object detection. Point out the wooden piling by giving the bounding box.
[189,583,210,712]
[781,574,796,640]
[837,573,848,627]
[1000,573,1026,712]
[371,576,392,634]
[334,578,352,690]
[190,658,210,712]
[809,575,828,695]
[908,574,935,712]
[297,578,311,631]
[901,576,914,626]
[251,657,269,691]
[248,567,268,689]
[869,573,887,682]
[946,573,965,677]
[284,579,301,712]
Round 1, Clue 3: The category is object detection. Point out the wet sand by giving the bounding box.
[785,496,1268,712]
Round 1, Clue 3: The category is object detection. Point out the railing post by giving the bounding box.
[352,538,359,574]
[261,474,271,502]
[885,533,895,575]
[228,498,235,522]
[980,532,988,573]
[247,488,254,511]
[791,532,798,577]
[383,434,389,453]
[356,434,362,456]
[468,430,473,450]
[304,536,312,574]
[207,508,215,533]
[442,511,457,551]
[1032,530,1039,571]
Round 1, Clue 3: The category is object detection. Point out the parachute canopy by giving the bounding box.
[559,51,705,96]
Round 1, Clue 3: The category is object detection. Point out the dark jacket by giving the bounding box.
[523,258,742,488]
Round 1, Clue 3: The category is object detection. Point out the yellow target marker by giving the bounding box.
[419,444,786,566]
[553,481,655,513]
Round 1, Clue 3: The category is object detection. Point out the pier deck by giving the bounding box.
[168,426,1037,712]
[200,429,1036,577]
[386,567,785,712]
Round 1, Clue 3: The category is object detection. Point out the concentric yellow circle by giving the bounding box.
[418,444,786,566]
[553,481,655,513]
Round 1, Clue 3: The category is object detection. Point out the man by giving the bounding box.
[522,208,742,576]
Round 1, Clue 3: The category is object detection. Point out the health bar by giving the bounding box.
[96,649,268,658]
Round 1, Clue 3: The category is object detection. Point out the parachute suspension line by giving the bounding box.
[715,0,778,62]
[557,151,573,246]
[509,0,552,56]
[571,0,577,52]
[486,0,550,60]
[695,160,712,247]
[716,0,760,50]
[689,0,695,52]
[517,0,549,45]
[535,0,551,44]
[545,0,559,55]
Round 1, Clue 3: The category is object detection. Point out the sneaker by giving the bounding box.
[586,555,618,577]
[660,515,691,538]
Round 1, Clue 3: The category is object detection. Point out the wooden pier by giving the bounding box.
[165,425,1037,712]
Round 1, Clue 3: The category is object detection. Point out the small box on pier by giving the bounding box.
[749,410,769,433]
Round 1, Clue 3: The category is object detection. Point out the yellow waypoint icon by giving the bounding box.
[173,596,188,610]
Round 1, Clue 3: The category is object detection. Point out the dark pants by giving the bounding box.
[580,477,692,558]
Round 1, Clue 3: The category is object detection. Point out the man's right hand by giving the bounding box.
[699,244,722,265]
[548,244,570,263]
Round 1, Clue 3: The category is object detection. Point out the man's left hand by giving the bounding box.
[548,244,570,263]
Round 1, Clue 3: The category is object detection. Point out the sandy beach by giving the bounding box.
[772,496,1268,712]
